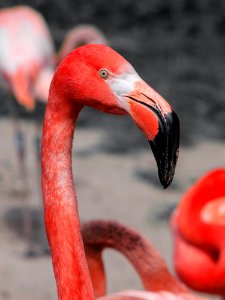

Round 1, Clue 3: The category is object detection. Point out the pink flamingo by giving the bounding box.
[0,5,55,181]
[0,5,55,109]
[82,219,187,297]
[0,5,55,254]
[171,169,225,298]
[41,43,183,299]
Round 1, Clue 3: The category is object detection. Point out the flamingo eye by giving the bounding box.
[99,69,109,79]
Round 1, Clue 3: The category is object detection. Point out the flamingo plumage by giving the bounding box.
[41,44,180,299]
[0,5,55,110]
[171,169,225,298]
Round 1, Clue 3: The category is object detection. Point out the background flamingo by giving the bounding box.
[0,5,55,165]
[0,5,55,109]
[41,44,179,299]
[0,5,55,254]
[82,219,187,297]
[171,169,225,298]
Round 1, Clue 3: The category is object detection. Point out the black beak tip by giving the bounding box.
[148,109,180,189]
[162,181,170,189]
[160,172,175,189]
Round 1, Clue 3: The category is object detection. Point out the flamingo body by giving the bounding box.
[171,169,225,296]
[0,6,54,109]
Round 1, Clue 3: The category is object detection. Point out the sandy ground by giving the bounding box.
[0,118,224,300]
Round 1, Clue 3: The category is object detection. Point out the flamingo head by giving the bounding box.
[53,44,180,188]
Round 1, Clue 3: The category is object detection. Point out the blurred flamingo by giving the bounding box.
[0,5,55,254]
[0,5,55,173]
[0,5,55,174]
[41,44,180,299]
[0,5,55,109]
[82,220,187,297]
[171,169,225,298]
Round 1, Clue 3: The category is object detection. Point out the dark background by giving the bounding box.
[1,0,225,149]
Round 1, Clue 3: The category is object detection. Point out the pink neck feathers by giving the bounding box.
[41,91,94,300]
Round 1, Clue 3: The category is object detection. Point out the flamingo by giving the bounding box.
[82,219,187,297]
[0,5,55,178]
[0,5,55,254]
[41,44,181,299]
[171,169,225,298]
[0,5,55,109]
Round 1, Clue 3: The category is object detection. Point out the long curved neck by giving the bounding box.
[82,220,187,294]
[41,92,94,300]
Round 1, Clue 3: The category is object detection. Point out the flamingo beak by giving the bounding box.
[126,81,180,188]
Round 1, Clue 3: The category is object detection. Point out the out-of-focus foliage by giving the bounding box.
[1,0,225,148]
